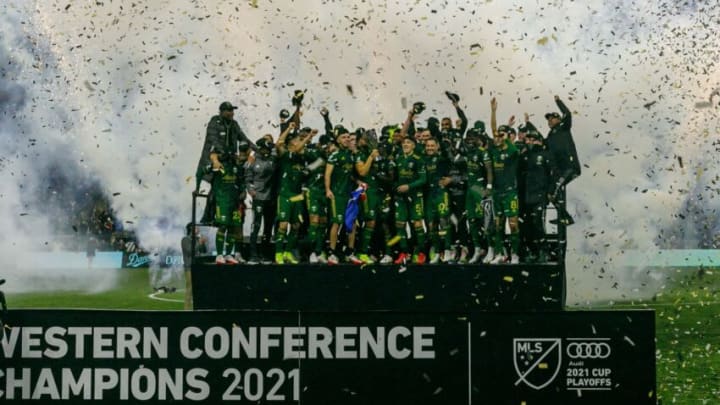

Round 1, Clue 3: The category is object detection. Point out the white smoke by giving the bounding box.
[1,0,718,301]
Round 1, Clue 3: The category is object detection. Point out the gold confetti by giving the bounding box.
[503,276,514,283]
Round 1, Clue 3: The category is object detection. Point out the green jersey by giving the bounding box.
[490,140,520,192]
[354,147,381,189]
[423,153,450,194]
[395,153,426,191]
[466,147,492,187]
[304,148,326,191]
[327,148,355,194]
[278,150,305,196]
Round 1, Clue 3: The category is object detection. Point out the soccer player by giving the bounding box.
[305,133,332,264]
[486,97,521,264]
[463,128,494,264]
[393,134,427,265]
[353,131,381,264]
[424,137,453,264]
[208,144,245,265]
[325,126,356,265]
[274,122,311,264]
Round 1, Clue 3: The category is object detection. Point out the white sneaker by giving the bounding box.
[328,254,339,265]
[309,252,320,264]
[510,254,520,264]
[482,248,495,264]
[215,254,226,265]
[490,254,506,264]
[459,246,469,263]
[443,249,456,263]
[234,252,246,263]
[380,254,393,264]
[318,252,328,264]
[225,254,239,265]
[468,251,483,264]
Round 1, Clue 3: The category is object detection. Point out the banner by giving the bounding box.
[0,309,655,404]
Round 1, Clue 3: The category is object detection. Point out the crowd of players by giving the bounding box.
[194,90,581,266]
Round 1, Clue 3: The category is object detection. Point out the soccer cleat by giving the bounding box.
[429,251,441,264]
[309,252,320,264]
[490,254,506,264]
[327,254,339,265]
[318,252,328,264]
[482,248,495,264]
[234,252,246,264]
[274,252,285,265]
[348,254,364,265]
[394,252,410,265]
[225,255,239,265]
[510,254,520,264]
[358,254,375,264]
[443,249,456,263]
[413,252,426,265]
[215,255,226,265]
[283,251,299,264]
[458,246,469,263]
[380,254,394,264]
[247,257,259,265]
[468,248,484,264]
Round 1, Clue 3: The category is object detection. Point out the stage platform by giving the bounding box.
[191,259,565,311]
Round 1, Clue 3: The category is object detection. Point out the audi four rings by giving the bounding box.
[566,342,611,359]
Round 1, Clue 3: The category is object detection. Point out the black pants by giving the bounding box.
[449,192,469,247]
[522,202,546,256]
[249,199,276,259]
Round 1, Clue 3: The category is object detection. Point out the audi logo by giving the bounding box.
[566,342,611,359]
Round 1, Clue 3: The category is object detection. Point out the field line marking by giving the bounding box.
[148,289,185,303]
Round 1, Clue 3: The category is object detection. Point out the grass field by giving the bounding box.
[6,267,720,404]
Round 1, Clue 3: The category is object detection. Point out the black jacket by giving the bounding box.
[197,115,253,182]
[520,146,555,206]
[546,99,581,186]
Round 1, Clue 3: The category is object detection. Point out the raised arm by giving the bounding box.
[555,95,572,129]
[276,122,295,155]
[490,97,498,137]
[399,110,415,140]
[356,149,380,177]
[320,107,333,136]
[455,102,468,135]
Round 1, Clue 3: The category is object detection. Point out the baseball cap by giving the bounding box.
[334,125,349,137]
[473,120,485,132]
[219,101,238,111]
[497,125,512,134]
[279,109,290,119]
[545,112,561,120]
[526,130,543,141]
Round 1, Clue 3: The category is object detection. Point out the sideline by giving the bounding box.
[577,300,720,309]
[148,289,185,303]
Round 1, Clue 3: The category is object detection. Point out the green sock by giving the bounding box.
[414,226,426,254]
[275,227,286,255]
[361,226,374,253]
[287,228,298,251]
[493,230,504,252]
[470,219,481,247]
[315,223,326,253]
[398,226,408,251]
[431,226,440,253]
[510,231,520,255]
[226,234,236,255]
[216,230,226,256]
[309,223,319,252]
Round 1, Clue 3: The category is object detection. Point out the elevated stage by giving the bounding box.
[191,259,564,311]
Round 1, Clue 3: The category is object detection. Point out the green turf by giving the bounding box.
[6,267,720,403]
[8,268,184,311]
